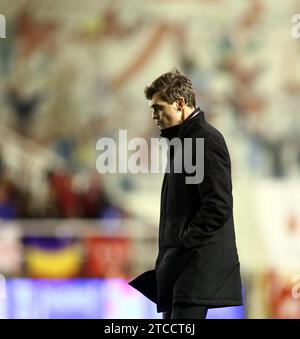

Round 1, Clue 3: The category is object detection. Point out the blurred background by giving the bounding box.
[0,0,300,319]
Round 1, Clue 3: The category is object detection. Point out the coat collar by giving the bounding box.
[160,107,205,140]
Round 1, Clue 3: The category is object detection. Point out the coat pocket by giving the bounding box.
[164,215,190,246]
[177,216,191,244]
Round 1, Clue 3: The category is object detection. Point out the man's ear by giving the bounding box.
[175,97,185,123]
[176,97,185,111]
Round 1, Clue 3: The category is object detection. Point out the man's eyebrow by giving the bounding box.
[150,103,163,109]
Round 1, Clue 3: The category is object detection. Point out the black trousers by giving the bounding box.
[163,303,208,319]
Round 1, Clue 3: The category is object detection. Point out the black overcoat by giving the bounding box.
[129,107,243,313]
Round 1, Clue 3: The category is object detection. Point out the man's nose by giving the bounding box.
[152,112,158,120]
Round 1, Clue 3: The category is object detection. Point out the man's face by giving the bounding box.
[149,92,180,129]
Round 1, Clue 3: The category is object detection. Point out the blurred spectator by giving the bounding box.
[46,170,81,218]
[0,177,17,219]
[6,85,41,137]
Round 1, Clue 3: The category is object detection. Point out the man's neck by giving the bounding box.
[181,106,196,122]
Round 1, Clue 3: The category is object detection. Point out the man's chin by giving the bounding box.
[156,122,166,129]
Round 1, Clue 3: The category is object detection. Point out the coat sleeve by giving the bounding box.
[178,133,233,250]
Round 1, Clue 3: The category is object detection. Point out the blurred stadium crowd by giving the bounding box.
[0,154,124,219]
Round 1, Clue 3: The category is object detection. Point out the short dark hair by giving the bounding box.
[144,68,196,108]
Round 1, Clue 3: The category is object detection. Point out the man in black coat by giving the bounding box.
[129,68,243,319]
